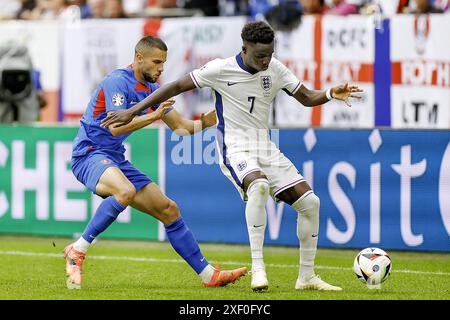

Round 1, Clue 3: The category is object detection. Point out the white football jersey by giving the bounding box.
[190,53,301,155]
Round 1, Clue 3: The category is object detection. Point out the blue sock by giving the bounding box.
[82,196,126,243]
[164,217,209,274]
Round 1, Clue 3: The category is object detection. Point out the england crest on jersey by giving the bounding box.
[261,76,272,91]
[237,160,247,171]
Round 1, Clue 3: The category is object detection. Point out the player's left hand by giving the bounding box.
[331,83,364,107]
[200,109,217,128]
[152,98,175,120]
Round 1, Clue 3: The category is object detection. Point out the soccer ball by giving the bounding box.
[353,247,392,287]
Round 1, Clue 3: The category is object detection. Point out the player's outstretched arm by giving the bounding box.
[108,99,174,136]
[163,108,217,136]
[293,83,363,107]
[101,75,196,128]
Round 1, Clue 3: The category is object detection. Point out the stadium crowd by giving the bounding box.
[0,0,448,21]
[0,0,447,123]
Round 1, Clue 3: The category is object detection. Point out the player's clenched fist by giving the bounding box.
[200,110,217,128]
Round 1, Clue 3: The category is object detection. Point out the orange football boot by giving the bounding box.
[64,244,86,289]
[202,266,248,287]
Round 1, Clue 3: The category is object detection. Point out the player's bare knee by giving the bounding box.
[166,200,180,219]
[161,200,180,223]
[116,185,137,206]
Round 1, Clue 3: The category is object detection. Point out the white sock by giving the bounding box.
[252,258,265,273]
[73,237,91,253]
[199,264,216,282]
[245,179,270,272]
[291,191,320,280]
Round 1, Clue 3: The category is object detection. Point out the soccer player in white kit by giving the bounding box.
[102,21,363,292]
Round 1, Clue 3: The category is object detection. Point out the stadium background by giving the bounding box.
[0,2,449,254]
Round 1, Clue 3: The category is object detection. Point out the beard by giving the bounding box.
[143,72,156,83]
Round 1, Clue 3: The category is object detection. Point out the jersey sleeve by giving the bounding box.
[273,58,302,96]
[103,75,129,112]
[190,59,222,89]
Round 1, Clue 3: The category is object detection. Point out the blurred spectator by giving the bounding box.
[154,0,178,8]
[17,0,37,19]
[0,0,21,19]
[219,0,249,16]
[122,0,147,17]
[104,0,127,18]
[408,0,443,13]
[247,0,275,20]
[360,0,409,16]
[299,0,327,14]
[264,1,302,31]
[181,0,219,16]
[86,0,105,18]
[68,0,90,18]
[434,0,449,12]
[248,0,300,20]
[25,0,68,20]
[324,0,359,15]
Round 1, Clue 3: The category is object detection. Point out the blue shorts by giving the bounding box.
[71,150,152,194]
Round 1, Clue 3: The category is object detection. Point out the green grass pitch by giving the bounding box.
[0,235,449,300]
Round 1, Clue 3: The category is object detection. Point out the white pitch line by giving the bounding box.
[1,250,450,276]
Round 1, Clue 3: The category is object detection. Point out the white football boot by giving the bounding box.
[251,269,269,292]
[295,274,342,291]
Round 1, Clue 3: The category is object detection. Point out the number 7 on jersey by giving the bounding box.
[248,96,256,114]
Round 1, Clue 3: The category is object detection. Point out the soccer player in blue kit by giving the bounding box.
[64,36,247,289]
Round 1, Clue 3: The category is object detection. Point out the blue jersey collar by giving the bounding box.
[236,53,258,75]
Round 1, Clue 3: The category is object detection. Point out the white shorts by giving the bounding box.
[219,147,305,202]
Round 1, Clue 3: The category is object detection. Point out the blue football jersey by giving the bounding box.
[72,65,165,157]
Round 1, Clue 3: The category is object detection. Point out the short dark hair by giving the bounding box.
[135,36,167,54]
[241,21,275,44]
